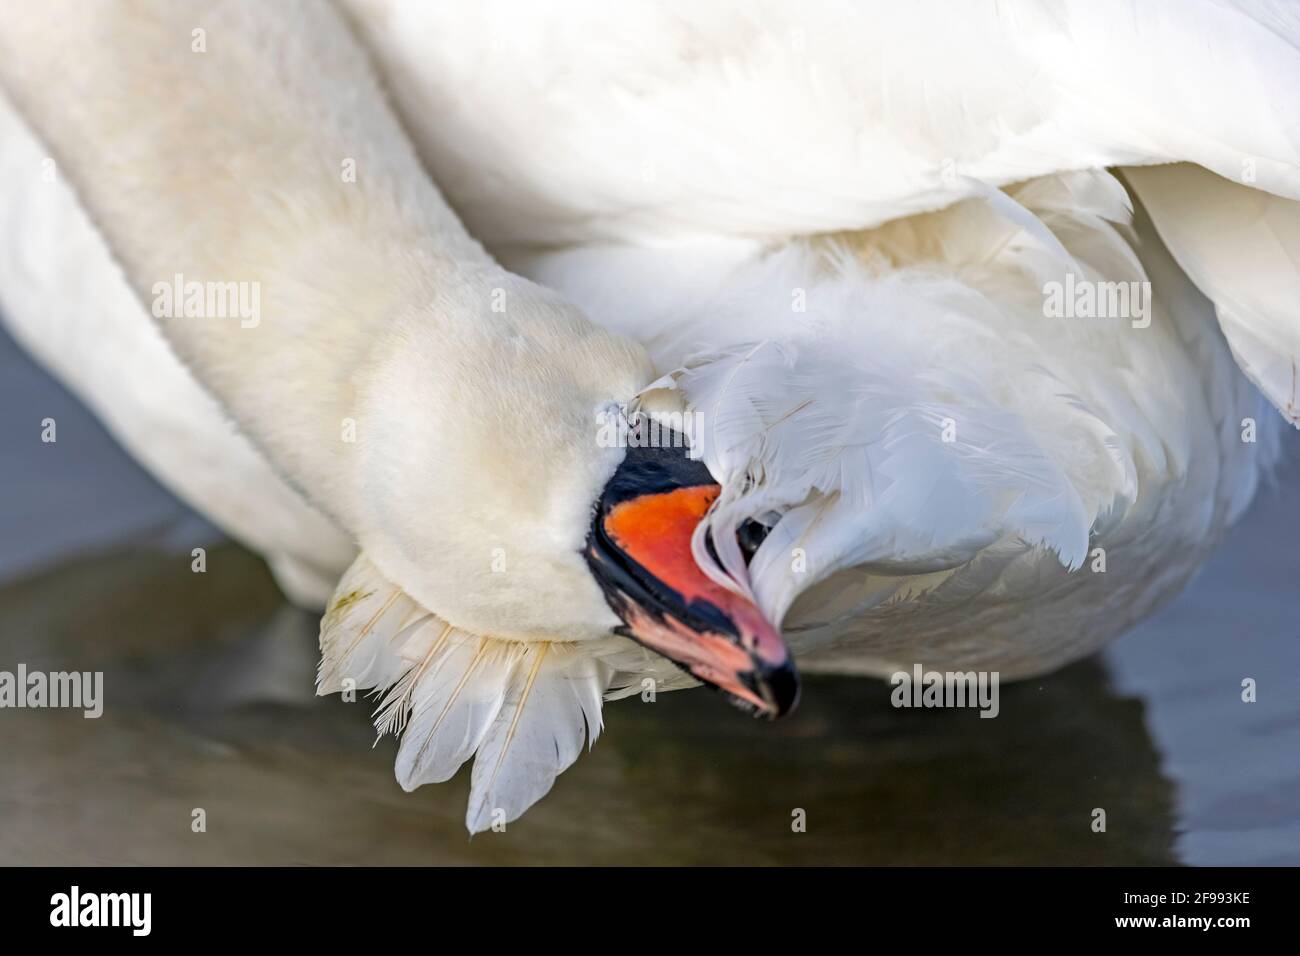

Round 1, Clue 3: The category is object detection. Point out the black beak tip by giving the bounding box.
[762,657,801,719]
[728,656,800,720]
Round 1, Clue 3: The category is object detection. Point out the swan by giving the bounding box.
[0,0,1295,832]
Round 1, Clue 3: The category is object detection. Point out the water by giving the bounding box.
[1,327,1296,864]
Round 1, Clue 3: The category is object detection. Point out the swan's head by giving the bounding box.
[583,434,799,717]
[349,273,798,718]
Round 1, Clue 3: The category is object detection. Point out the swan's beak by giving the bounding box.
[585,482,799,719]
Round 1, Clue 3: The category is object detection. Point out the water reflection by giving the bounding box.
[0,542,1175,864]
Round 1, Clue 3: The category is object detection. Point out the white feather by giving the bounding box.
[1125,162,1300,427]
[319,553,615,832]
[466,644,610,833]
[344,0,1300,248]
[395,637,518,790]
[651,172,1159,624]
[676,272,1095,623]
[316,554,419,694]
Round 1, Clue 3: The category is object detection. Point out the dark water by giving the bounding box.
[0,328,1296,865]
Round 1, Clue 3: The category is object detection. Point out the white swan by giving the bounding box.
[0,0,1295,832]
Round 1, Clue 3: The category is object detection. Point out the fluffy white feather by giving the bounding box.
[466,643,608,832]
[316,554,419,695]
[320,553,615,832]
[535,168,1278,676]
[604,173,1150,624]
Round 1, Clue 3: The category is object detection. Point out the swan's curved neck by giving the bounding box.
[0,0,645,533]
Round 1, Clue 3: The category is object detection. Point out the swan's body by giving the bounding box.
[0,0,1295,830]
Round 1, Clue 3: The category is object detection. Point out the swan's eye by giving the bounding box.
[736,518,772,566]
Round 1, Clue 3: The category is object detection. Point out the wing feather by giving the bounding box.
[1125,162,1300,426]
[319,553,616,832]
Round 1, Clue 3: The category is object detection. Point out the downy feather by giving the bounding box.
[648,171,1152,625]
[318,553,615,832]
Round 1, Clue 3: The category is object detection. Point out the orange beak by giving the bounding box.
[585,480,798,719]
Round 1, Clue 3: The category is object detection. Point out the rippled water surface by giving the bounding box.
[1,328,1296,864]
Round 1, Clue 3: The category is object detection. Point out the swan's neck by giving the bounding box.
[0,0,652,551]
[0,4,447,508]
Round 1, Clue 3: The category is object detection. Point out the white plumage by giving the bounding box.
[0,0,1295,830]
[317,552,630,830]
[1127,162,1300,425]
